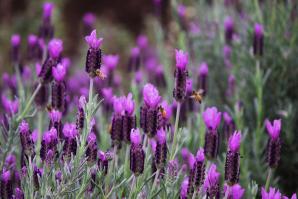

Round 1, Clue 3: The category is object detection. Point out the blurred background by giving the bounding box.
[0,0,297,195]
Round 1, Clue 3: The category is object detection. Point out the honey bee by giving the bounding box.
[158,106,167,118]
[190,89,204,103]
[108,124,112,134]
[96,69,106,80]
[46,105,53,112]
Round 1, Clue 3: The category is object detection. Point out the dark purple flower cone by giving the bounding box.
[0,172,13,199]
[62,138,77,161]
[76,108,84,131]
[49,121,63,139]
[155,142,167,169]
[111,116,123,148]
[33,166,42,190]
[199,74,208,96]
[204,131,219,159]
[122,115,136,143]
[224,151,240,185]
[39,57,58,84]
[130,144,145,176]
[86,144,98,164]
[267,138,281,168]
[51,81,66,112]
[98,154,109,176]
[39,21,54,41]
[140,106,159,138]
[173,68,188,102]
[34,83,49,108]
[86,48,102,78]
[206,184,220,199]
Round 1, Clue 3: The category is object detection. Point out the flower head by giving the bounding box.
[180,178,189,199]
[130,128,141,145]
[1,170,11,183]
[175,49,188,69]
[124,93,135,116]
[283,194,297,199]
[150,139,157,153]
[103,54,119,70]
[85,30,103,49]
[52,63,67,82]
[43,2,54,20]
[224,184,245,199]
[79,96,87,109]
[143,83,161,108]
[156,129,166,144]
[261,187,282,199]
[202,107,222,131]
[254,23,264,37]
[48,39,63,59]
[131,47,140,57]
[19,120,29,134]
[265,119,281,140]
[83,12,96,26]
[177,4,186,18]
[203,164,220,191]
[228,131,241,152]
[11,34,21,47]
[113,96,126,115]
[87,132,97,145]
[1,95,19,114]
[49,109,62,122]
[63,123,78,138]
[199,62,209,76]
[196,148,205,162]
[223,112,233,124]
[28,34,38,46]
[43,128,57,144]
[137,34,148,49]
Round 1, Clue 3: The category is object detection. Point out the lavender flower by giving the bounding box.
[224,16,235,44]
[11,34,21,63]
[86,133,98,164]
[34,83,49,108]
[224,184,245,199]
[82,12,96,35]
[265,119,282,168]
[40,128,58,163]
[180,178,189,199]
[225,131,241,185]
[283,194,297,199]
[0,170,13,199]
[1,95,19,115]
[203,107,221,159]
[140,83,161,137]
[198,62,208,95]
[76,96,86,131]
[111,95,125,147]
[122,93,136,143]
[261,187,282,199]
[49,109,63,139]
[173,49,188,102]
[98,151,109,175]
[155,129,167,169]
[253,23,264,57]
[51,63,66,112]
[62,123,78,160]
[27,34,43,61]
[39,39,63,84]
[130,129,145,175]
[85,30,104,78]
[19,120,35,157]
[15,187,24,199]
[203,164,221,198]
[39,2,54,40]
[127,47,141,71]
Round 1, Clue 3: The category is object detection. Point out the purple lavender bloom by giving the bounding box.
[52,63,67,82]
[265,119,282,168]
[202,107,222,131]
[0,170,13,199]
[19,120,35,157]
[15,187,24,199]
[141,83,161,137]
[49,109,63,138]
[198,62,208,95]
[85,30,103,78]
[137,34,148,49]
[111,96,125,147]
[224,16,234,44]
[253,23,264,56]
[4,155,16,169]
[127,47,141,71]
[130,129,145,175]
[76,96,86,131]
[40,128,58,162]
[1,95,19,115]
[223,112,235,140]
[10,34,21,63]
[180,178,189,199]
[261,187,282,199]
[224,184,245,199]
[227,74,236,97]
[203,164,221,198]
[43,2,54,21]
[225,131,241,185]
[48,39,63,59]
[27,34,43,61]
[177,4,186,18]
[155,129,167,169]
[174,49,188,102]
[51,63,66,112]
[283,194,297,199]
[98,151,109,175]
[122,93,136,143]
[86,132,98,164]
[62,123,78,160]
[83,12,96,26]
[103,54,119,71]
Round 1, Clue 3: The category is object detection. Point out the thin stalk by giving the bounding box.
[192,191,197,199]
[113,145,118,171]
[36,111,43,165]
[14,63,25,101]
[170,102,181,160]
[150,169,160,196]
[265,168,273,191]
[17,83,42,122]
[124,145,130,178]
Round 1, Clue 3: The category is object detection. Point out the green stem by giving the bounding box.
[124,145,130,178]
[150,169,160,196]
[170,102,181,160]
[14,63,25,101]
[17,83,42,122]
[36,111,43,165]
[265,168,273,191]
